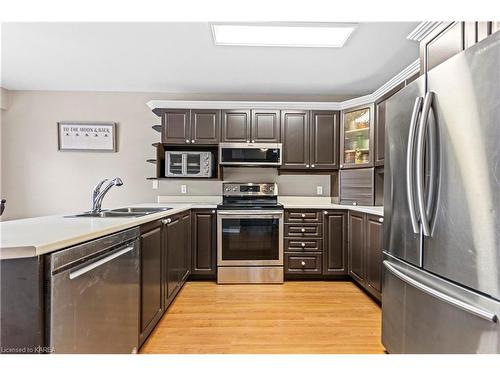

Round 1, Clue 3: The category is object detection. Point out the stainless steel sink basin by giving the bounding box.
[111,207,171,213]
[65,206,172,218]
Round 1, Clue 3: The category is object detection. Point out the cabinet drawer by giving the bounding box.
[285,210,322,223]
[285,253,322,274]
[285,223,323,237]
[285,238,323,252]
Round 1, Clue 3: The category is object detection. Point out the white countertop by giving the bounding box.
[1,196,382,260]
[0,202,217,260]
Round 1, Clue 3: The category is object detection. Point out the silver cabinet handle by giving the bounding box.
[323,211,328,215]
[301,228,305,232]
[416,92,434,236]
[211,210,216,214]
[185,139,190,143]
[246,140,250,143]
[383,261,497,323]
[311,164,315,168]
[301,242,306,247]
[191,140,195,143]
[406,96,423,234]
[162,218,171,224]
[301,213,306,218]
[301,261,306,267]
[306,164,310,168]
[340,164,343,168]
[378,217,384,223]
[352,202,357,206]
[69,245,134,280]
[251,140,255,143]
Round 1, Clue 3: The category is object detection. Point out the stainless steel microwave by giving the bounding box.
[219,143,282,166]
[165,151,214,178]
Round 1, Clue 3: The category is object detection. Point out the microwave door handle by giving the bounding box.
[415,92,433,237]
[407,97,423,234]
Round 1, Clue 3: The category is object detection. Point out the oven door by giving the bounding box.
[219,143,282,166]
[217,210,284,266]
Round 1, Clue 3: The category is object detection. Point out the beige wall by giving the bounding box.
[1,90,336,220]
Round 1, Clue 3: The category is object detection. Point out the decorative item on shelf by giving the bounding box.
[58,122,117,152]
[355,149,363,164]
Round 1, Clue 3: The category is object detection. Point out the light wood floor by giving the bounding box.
[140,281,385,354]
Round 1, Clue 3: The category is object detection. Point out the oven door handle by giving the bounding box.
[217,210,284,216]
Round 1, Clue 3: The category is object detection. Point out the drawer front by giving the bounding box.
[285,253,322,274]
[285,238,323,252]
[285,210,322,223]
[285,223,323,237]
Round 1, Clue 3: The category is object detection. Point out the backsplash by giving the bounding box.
[156,167,331,197]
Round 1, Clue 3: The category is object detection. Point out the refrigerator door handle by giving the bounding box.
[415,92,434,236]
[383,260,498,323]
[406,97,423,234]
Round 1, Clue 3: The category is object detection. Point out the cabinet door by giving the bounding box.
[165,217,181,303]
[280,110,309,169]
[310,111,339,169]
[374,100,386,166]
[191,210,216,276]
[322,211,348,275]
[180,213,191,282]
[339,168,374,206]
[365,214,383,300]
[221,110,251,142]
[161,109,190,144]
[348,212,365,284]
[424,22,464,73]
[191,109,220,144]
[340,105,373,168]
[251,109,280,143]
[140,226,163,344]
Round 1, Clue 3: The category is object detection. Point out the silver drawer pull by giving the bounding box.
[378,217,384,223]
[69,245,134,280]
[301,213,306,218]
[301,228,305,232]
[301,261,306,267]
[211,210,216,214]
[301,242,306,247]
[162,218,171,224]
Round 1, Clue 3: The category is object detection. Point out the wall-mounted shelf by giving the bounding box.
[152,125,162,133]
[146,159,157,164]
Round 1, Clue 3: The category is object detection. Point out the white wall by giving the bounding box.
[1,90,336,220]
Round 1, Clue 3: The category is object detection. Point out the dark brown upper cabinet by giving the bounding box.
[251,109,280,143]
[161,109,191,144]
[191,109,220,144]
[280,110,310,169]
[281,110,339,170]
[221,109,251,142]
[310,110,339,169]
[191,209,217,277]
[161,109,220,145]
[322,210,347,275]
[340,104,374,169]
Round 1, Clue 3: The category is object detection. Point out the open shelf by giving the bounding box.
[344,127,369,134]
[152,125,162,133]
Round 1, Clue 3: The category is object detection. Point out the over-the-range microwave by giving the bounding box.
[165,151,215,178]
[219,142,282,167]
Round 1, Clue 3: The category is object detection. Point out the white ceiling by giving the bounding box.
[1,22,420,97]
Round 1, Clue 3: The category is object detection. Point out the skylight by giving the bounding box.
[211,23,357,48]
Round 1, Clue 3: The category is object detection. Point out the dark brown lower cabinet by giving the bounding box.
[180,212,192,282]
[139,222,163,345]
[322,211,348,275]
[191,209,217,277]
[348,212,384,302]
[285,253,322,274]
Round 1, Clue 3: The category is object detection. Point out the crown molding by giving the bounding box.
[147,59,421,113]
[407,21,452,42]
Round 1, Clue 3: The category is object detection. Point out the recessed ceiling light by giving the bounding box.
[211,23,357,48]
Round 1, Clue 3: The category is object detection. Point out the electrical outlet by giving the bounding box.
[181,184,187,194]
[152,180,159,190]
[316,186,323,195]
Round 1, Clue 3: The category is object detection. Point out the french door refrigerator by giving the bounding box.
[382,30,500,353]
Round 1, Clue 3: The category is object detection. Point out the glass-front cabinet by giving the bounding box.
[340,104,374,168]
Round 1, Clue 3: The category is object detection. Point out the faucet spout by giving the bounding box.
[91,177,123,213]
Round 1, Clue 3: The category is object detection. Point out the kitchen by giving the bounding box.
[1,2,500,372]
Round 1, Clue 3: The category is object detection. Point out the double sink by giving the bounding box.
[67,207,172,218]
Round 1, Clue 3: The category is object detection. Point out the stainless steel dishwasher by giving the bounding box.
[47,227,140,353]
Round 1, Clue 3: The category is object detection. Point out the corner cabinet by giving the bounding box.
[340,104,374,169]
[191,209,217,277]
[348,211,384,302]
[281,110,339,170]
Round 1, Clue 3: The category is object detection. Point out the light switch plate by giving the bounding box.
[152,180,159,189]
[316,186,323,195]
[181,184,187,194]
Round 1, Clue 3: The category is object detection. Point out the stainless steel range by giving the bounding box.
[217,182,284,284]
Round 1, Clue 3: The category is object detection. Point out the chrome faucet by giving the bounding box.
[91,178,123,213]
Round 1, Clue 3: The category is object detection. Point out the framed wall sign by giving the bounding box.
[58,122,117,152]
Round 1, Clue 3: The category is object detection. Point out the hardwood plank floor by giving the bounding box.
[140,281,385,354]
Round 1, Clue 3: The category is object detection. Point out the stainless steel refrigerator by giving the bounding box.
[382,30,500,353]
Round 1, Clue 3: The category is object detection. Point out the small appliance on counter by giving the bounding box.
[219,142,282,166]
[217,182,284,284]
[165,151,214,178]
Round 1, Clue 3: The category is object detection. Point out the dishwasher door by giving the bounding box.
[49,229,140,353]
